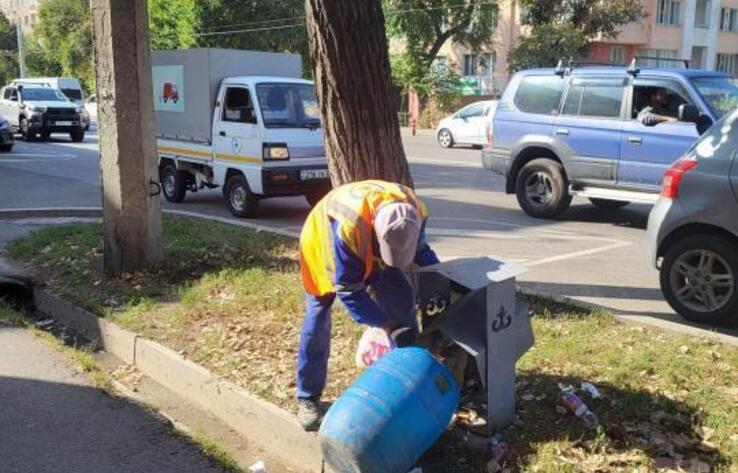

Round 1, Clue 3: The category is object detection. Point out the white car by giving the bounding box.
[85,94,97,125]
[436,100,498,148]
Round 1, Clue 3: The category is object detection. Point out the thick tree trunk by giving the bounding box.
[91,0,162,274]
[305,0,413,188]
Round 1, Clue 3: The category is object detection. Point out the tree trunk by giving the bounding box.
[305,0,412,188]
[91,0,162,275]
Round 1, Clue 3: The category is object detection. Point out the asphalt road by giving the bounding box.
[0,129,735,342]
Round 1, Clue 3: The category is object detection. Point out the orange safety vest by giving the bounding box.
[300,180,428,296]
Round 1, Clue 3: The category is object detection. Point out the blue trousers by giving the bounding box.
[296,266,417,400]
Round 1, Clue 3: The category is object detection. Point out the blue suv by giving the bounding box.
[482,63,738,219]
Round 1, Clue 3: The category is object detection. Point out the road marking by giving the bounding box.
[407,156,479,168]
[525,240,633,267]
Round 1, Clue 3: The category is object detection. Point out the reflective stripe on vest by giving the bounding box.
[299,180,427,296]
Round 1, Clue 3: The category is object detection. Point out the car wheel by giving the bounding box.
[660,234,738,326]
[160,164,188,203]
[20,118,36,142]
[589,198,630,209]
[70,129,85,142]
[0,144,13,152]
[516,158,572,219]
[224,174,258,218]
[437,129,454,148]
[305,190,328,208]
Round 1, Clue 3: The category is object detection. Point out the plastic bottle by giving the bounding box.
[559,384,599,428]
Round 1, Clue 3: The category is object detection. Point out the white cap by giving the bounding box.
[374,203,421,268]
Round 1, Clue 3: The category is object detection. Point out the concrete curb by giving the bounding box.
[32,289,323,472]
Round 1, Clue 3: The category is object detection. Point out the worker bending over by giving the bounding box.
[296,180,439,431]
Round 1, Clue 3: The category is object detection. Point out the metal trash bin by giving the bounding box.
[415,256,534,433]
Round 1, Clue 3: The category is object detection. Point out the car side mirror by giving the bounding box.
[678,104,699,123]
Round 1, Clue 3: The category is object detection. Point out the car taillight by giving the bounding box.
[661,158,698,199]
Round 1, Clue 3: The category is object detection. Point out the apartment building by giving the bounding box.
[0,0,39,35]
[440,0,738,96]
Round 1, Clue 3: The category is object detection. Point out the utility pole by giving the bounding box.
[16,22,25,78]
[90,0,162,275]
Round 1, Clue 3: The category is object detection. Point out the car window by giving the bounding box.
[514,75,565,115]
[461,103,485,118]
[688,108,738,160]
[222,87,256,124]
[562,77,625,118]
[3,87,16,100]
[631,78,693,120]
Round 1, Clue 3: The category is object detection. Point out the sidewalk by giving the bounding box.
[0,321,229,473]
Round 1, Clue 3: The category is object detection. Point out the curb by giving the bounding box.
[32,289,323,472]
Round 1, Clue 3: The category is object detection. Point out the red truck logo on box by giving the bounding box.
[162,82,179,103]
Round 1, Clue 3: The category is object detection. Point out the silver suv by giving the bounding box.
[648,108,738,326]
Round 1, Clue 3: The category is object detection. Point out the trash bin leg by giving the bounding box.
[486,278,518,432]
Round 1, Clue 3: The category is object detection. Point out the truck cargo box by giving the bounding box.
[151,48,302,144]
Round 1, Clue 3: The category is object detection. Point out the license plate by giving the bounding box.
[55,121,73,126]
[300,169,329,181]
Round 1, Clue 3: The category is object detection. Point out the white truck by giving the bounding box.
[153,48,330,218]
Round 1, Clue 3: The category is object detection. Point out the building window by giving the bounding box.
[716,53,738,75]
[463,54,477,76]
[610,46,625,65]
[479,52,497,75]
[657,0,681,26]
[637,49,679,68]
[694,0,711,28]
[721,8,738,32]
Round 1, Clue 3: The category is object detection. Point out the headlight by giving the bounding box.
[263,144,290,161]
[28,105,47,114]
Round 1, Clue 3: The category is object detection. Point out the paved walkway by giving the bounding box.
[0,321,229,473]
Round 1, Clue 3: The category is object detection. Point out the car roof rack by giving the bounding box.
[554,57,625,76]
[629,56,690,75]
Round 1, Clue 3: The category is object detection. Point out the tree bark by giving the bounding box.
[90,0,162,274]
[305,0,413,188]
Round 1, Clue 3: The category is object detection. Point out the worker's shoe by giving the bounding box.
[297,398,323,432]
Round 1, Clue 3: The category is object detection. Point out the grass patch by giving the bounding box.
[9,219,738,472]
[188,430,246,473]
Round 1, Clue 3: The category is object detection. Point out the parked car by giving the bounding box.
[0,115,14,152]
[0,84,85,142]
[647,108,738,326]
[437,100,498,148]
[482,62,738,219]
[85,94,97,126]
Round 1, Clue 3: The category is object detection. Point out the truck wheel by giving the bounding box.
[224,174,258,218]
[160,164,188,203]
[590,198,629,209]
[70,129,85,142]
[437,129,454,148]
[660,234,738,326]
[20,118,36,142]
[516,158,572,219]
[305,190,328,208]
[0,144,13,152]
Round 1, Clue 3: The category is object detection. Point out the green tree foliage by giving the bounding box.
[509,0,644,71]
[195,0,310,73]
[148,0,197,50]
[0,12,18,86]
[384,0,497,107]
[26,0,93,91]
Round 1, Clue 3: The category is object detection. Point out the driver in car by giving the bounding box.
[637,88,678,126]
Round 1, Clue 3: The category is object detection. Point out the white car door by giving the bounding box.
[0,87,15,126]
[456,103,486,145]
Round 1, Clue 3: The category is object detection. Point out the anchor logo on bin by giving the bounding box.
[491,306,512,333]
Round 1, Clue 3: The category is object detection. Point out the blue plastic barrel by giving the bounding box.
[319,347,460,473]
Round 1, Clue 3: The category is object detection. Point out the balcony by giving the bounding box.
[459,75,502,96]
